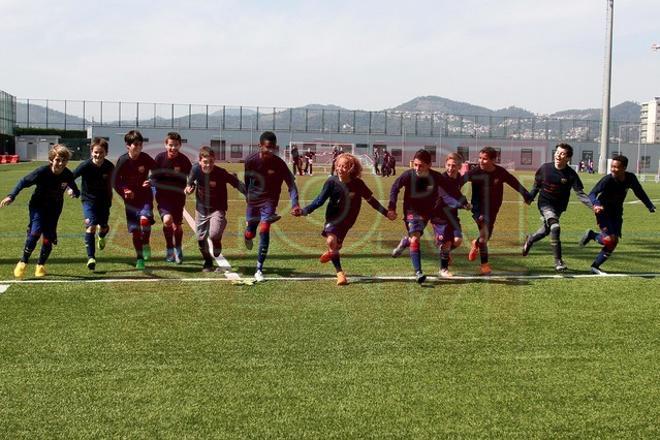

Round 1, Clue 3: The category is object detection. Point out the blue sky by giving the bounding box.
[1,0,658,113]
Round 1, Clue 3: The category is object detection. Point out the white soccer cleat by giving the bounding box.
[439,268,454,278]
[590,266,608,276]
[254,270,264,282]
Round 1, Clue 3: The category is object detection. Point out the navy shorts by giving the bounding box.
[321,222,350,245]
[596,213,623,237]
[82,201,110,227]
[432,220,463,244]
[246,202,277,224]
[405,212,429,235]
[124,200,155,232]
[473,212,497,239]
[27,206,60,243]
[156,199,184,225]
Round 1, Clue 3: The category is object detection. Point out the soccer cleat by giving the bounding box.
[202,261,214,273]
[254,270,265,282]
[336,271,348,286]
[244,235,253,250]
[579,229,596,247]
[319,251,333,264]
[13,261,27,279]
[174,247,183,265]
[264,214,282,224]
[135,258,145,270]
[468,239,479,261]
[86,258,96,271]
[391,237,409,258]
[591,266,608,276]
[522,235,533,257]
[415,271,427,284]
[480,263,492,276]
[34,264,47,278]
[142,244,151,261]
[97,235,106,250]
[555,259,567,272]
[439,268,453,278]
[165,248,175,262]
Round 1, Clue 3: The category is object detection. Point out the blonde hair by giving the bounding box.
[336,153,362,179]
[48,144,71,162]
[445,152,463,164]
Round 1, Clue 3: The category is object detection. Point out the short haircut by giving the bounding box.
[336,153,362,179]
[165,132,182,144]
[445,152,463,163]
[198,146,215,160]
[259,131,277,145]
[612,154,628,168]
[413,149,432,164]
[556,143,574,158]
[48,144,71,162]
[124,130,144,145]
[480,146,498,160]
[91,137,109,153]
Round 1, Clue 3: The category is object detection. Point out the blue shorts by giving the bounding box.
[405,212,429,235]
[321,222,350,245]
[27,206,60,243]
[596,213,623,237]
[246,202,277,224]
[82,201,110,227]
[472,212,498,239]
[156,200,184,225]
[432,221,463,244]
[124,200,155,233]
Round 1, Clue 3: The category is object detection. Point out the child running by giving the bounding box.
[72,137,115,271]
[1,145,80,278]
[298,153,395,285]
[185,146,246,272]
[579,154,655,274]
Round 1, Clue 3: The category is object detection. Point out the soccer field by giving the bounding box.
[1,161,658,438]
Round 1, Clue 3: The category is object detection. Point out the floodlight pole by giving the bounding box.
[598,0,614,174]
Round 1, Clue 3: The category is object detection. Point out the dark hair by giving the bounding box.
[612,154,628,168]
[91,137,109,153]
[259,131,277,145]
[413,149,432,164]
[124,130,144,145]
[480,146,497,160]
[445,152,463,163]
[556,143,573,158]
[166,132,182,144]
[199,146,215,159]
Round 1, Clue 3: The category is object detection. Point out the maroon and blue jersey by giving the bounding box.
[188,164,246,214]
[589,172,655,217]
[72,159,114,206]
[388,169,464,218]
[244,152,299,207]
[434,172,466,222]
[152,151,193,206]
[114,152,157,204]
[462,165,530,220]
[8,165,79,211]
[529,163,591,213]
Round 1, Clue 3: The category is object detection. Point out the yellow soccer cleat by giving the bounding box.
[13,261,27,279]
[35,264,47,278]
[336,271,348,286]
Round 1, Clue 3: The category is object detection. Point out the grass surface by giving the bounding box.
[0,161,658,438]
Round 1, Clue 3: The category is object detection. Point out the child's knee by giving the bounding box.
[140,217,151,227]
[602,234,619,250]
[258,222,270,234]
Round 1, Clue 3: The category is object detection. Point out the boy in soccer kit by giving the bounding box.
[298,153,395,285]
[185,146,246,272]
[244,131,301,282]
[522,143,594,271]
[463,146,531,275]
[1,145,80,278]
[579,155,655,274]
[388,149,468,283]
[72,137,115,271]
[114,130,157,270]
[152,132,193,264]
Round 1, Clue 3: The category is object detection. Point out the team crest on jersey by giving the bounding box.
[210,181,217,188]
[267,169,275,175]
[138,166,145,173]
[561,178,567,184]
[60,182,67,189]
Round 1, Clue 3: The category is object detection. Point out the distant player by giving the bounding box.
[1,145,80,278]
[244,131,301,281]
[298,153,395,285]
[388,149,468,283]
[579,154,655,274]
[304,148,316,175]
[152,132,193,264]
[185,146,246,272]
[291,145,303,176]
[522,143,594,271]
[113,130,157,270]
[72,137,115,271]
[330,145,342,176]
[463,146,531,275]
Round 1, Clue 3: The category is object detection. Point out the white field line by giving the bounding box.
[1,272,658,285]
[182,209,241,280]
[0,284,9,294]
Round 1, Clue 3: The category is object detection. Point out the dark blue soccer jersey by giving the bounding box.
[72,159,114,205]
[529,162,591,213]
[589,172,655,216]
[188,164,246,214]
[8,165,80,211]
[244,152,299,207]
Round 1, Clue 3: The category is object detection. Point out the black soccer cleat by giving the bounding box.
[522,235,533,257]
[554,259,568,272]
[579,229,596,247]
[415,271,427,284]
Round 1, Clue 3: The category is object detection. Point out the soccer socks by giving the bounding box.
[173,224,183,248]
[549,223,562,261]
[331,253,342,272]
[141,226,151,246]
[37,239,53,265]
[479,239,489,265]
[592,247,612,268]
[529,224,550,244]
[84,232,95,258]
[132,230,143,258]
[256,231,270,272]
[21,234,40,263]
[163,225,174,249]
[410,240,422,273]
[440,247,450,270]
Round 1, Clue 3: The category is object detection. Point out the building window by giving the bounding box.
[457,146,469,162]
[231,144,242,158]
[424,145,437,164]
[640,156,651,170]
[521,149,533,165]
[493,147,502,164]
[582,151,593,161]
[355,143,368,150]
[391,149,402,160]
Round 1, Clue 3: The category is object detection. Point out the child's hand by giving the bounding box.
[593,205,603,214]
[184,185,195,195]
[142,180,151,188]
[123,189,134,200]
[66,188,75,197]
[0,196,12,208]
[291,206,303,216]
[386,210,397,221]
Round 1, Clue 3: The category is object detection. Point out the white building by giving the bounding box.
[640,98,660,144]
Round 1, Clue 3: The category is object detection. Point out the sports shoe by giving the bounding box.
[35,264,47,278]
[415,271,427,284]
[319,251,333,263]
[244,234,253,250]
[13,261,26,279]
[579,229,596,247]
[468,239,479,261]
[336,271,348,286]
[202,261,214,272]
[555,259,567,272]
[480,263,492,276]
[97,235,106,250]
[135,258,145,270]
[439,268,453,278]
[591,266,608,275]
[174,247,183,265]
[142,244,151,261]
[254,270,264,282]
[522,235,533,257]
[165,248,175,262]
[391,237,409,258]
[86,258,96,271]
[264,214,282,224]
